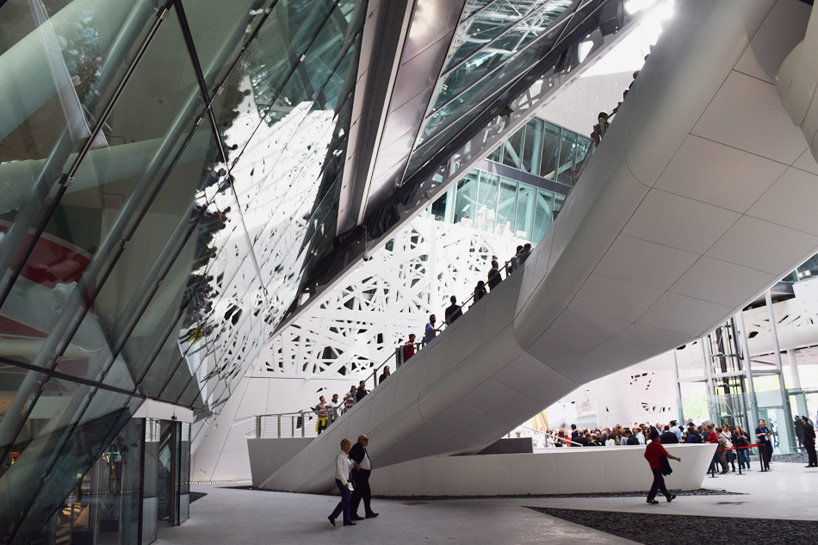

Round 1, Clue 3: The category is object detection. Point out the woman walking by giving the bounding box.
[328,438,356,527]
[644,429,681,504]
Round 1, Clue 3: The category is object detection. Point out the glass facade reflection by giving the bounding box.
[0,0,611,540]
[0,0,364,542]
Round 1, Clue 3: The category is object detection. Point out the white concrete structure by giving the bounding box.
[369,444,716,497]
[252,0,818,494]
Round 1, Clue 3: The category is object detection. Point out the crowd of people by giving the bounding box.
[538,415,817,473]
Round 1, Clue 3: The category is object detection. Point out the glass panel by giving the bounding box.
[0,0,163,305]
[532,188,554,242]
[0,383,139,544]
[553,192,565,218]
[0,0,160,164]
[557,129,577,185]
[244,0,336,113]
[182,0,276,91]
[502,128,524,170]
[522,118,543,174]
[496,178,517,235]
[461,0,500,21]
[476,172,499,232]
[1,9,205,388]
[487,144,503,163]
[539,122,560,179]
[453,171,480,227]
[515,185,535,240]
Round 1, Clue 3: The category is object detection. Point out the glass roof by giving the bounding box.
[407,0,592,179]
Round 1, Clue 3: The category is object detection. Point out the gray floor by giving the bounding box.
[157,462,816,545]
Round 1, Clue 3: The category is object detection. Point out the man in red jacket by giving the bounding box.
[644,429,682,504]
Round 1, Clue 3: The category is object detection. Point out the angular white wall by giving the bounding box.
[369,443,717,497]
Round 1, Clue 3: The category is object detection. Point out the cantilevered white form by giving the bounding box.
[256,0,818,493]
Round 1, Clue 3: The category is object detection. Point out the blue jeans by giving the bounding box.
[738,448,750,469]
[329,479,351,523]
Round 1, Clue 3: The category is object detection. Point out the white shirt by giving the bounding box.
[605,438,617,447]
[357,449,371,471]
[635,432,645,445]
[335,451,350,486]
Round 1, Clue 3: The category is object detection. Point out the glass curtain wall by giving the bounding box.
[430,119,584,242]
[0,1,366,542]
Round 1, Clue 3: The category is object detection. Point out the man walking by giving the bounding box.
[349,435,379,521]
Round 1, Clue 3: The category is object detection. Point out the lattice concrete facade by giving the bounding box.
[254,214,526,378]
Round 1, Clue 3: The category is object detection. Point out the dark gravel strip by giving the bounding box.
[527,507,818,545]
[375,488,743,501]
[189,492,207,503]
[772,452,808,463]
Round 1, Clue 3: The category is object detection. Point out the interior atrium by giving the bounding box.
[2,0,818,543]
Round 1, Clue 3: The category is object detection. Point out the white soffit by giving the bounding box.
[593,235,699,291]
[692,70,808,164]
[654,135,787,213]
[706,215,818,275]
[621,189,740,255]
[747,166,818,236]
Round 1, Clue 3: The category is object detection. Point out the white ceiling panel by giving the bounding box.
[545,308,632,353]
[706,215,818,275]
[555,356,613,384]
[621,189,740,254]
[568,274,663,324]
[637,292,733,337]
[692,70,808,164]
[522,330,583,369]
[593,235,699,291]
[494,354,550,393]
[654,135,786,212]
[747,166,818,235]
[793,148,818,175]
[584,335,652,373]
[518,370,577,407]
[668,256,775,307]
[616,323,694,355]
[734,0,811,83]
[428,401,484,434]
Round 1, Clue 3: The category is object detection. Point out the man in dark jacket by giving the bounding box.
[355,381,368,402]
[660,427,679,444]
[349,435,379,520]
[802,416,817,468]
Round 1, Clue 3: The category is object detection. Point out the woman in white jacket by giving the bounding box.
[328,438,355,526]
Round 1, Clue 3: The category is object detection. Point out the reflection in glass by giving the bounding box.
[533,189,554,242]
[540,122,561,179]
[502,129,524,170]
[454,172,480,227]
[476,173,499,232]
[557,129,578,185]
[522,119,543,174]
[496,179,518,235]
[515,185,535,240]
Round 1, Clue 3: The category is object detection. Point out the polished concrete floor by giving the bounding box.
[157,462,816,545]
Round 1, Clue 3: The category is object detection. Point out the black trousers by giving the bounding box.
[350,469,373,516]
[805,441,817,466]
[759,442,772,468]
[647,468,670,501]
